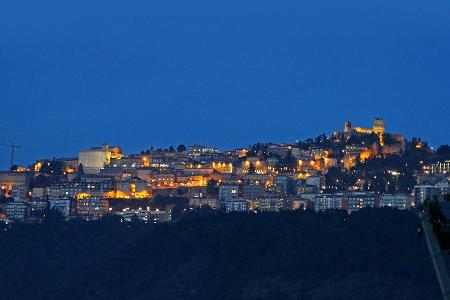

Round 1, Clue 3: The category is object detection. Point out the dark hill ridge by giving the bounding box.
[0,208,440,299]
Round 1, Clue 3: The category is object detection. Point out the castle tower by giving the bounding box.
[373,118,384,135]
[344,121,352,132]
[373,118,385,146]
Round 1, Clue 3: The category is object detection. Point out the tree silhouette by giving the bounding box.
[177,144,187,153]
[76,163,85,180]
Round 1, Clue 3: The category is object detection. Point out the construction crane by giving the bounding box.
[0,143,21,169]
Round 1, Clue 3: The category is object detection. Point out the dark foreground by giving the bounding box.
[0,208,440,300]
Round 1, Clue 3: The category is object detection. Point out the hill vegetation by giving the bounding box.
[0,208,439,300]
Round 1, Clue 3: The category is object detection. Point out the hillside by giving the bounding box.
[0,208,440,300]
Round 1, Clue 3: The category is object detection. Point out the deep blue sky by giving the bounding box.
[0,0,449,169]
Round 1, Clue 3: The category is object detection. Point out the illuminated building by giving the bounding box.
[226,199,251,213]
[323,157,337,169]
[414,185,441,207]
[78,145,114,174]
[237,148,248,157]
[49,197,75,218]
[243,184,263,200]
[359,149,373,162]
[297,182,318,195]
[343,146,371,169]
[292,199,309,210]
[218,184,239,208]
[110,156,145,169]
[76,197,109,220]
[345,146,369,157]
[184,176,208,187]
[240,173,271,185]
[240,158,267,175]
[116,178,148,197]
[183,164,214,176]
[99,167,125,179]
[10,165,26,172]
[50,178,114,198]
[343,154,356,170]
[314,193,345,211]
[135,168,156,182]
[267,144,292,157]
[212,162,233,174]
[257,192,287,212]
[189,197,220,209]
[346,192,377,213]
[152,173,176,187]
[4,201,30,222]
[0,171,31,197]
[266,157,279,172]
[309,147,328,160]
[436,179,450,195]
[115,207,171,223]
[306,176,323,189]
[425,161,450,174]
[272,175,294,195]
[188,145,219,157]
[55,157,78,173]
[34,162,43,172]
[142,156,150,167]
[380,194,410,209]
[28,197,49,217]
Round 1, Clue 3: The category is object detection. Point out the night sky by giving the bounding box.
[0,0,449,169]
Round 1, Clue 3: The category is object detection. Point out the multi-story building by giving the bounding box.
[109,155,145,169]
[218,184,239,208]
[425,161,450,174]
[346,192,376,213]
[314,193,345,211]
[0,171,31,196]
[32,187,51,198]
[28,197,49,217]
[182,165,214,176]
[306,176,323,189]
[152,173,176,187]
[239,158,268,175]
[3,201,30,222]
[436,179,450,196]
[273,175,294,195]
[116,177,148,198]
[240,174,271,185]
[49,197,75,218]
[296,183,318,196]
[212,162,233,174]
[267,144,291,157]
[188,145,219,157]
[414,185,442,207]
[258,193,287,212]
[243,184,263,200]
[226,199,251,213]
[380,194,410,209]
[115,208,171,223]
[189,197,220,209]
[50,179,114,198]
[76,197,109,220]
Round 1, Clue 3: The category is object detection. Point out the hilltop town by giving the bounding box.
[0,118,449,223]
